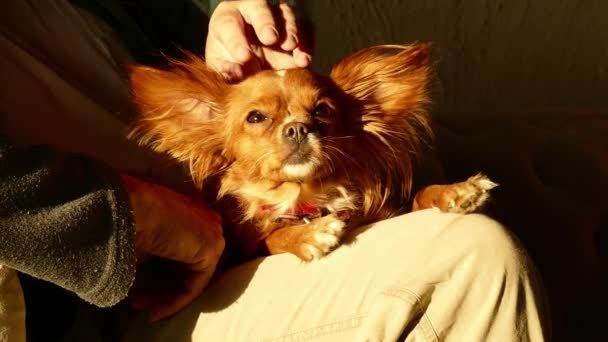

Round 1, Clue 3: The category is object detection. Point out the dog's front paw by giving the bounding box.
[296,214,346,262]
[444,174,498,213]
[413,174,498,213]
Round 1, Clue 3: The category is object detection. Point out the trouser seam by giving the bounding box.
[262,314,365,342]
[383,287,439,342]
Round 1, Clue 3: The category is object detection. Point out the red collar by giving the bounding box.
[260,203,351,224]
[261,203,327,224]
[261,203,319,215]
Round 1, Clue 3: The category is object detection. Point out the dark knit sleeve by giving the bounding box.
[0,136,136,308]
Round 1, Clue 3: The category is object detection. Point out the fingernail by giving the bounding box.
[290,34,299,46]
[262,26,279,43]
[281,34,298,51]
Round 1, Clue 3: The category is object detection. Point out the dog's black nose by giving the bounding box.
[283,122,309,144]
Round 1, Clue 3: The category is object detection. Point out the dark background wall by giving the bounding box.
[299,0,608,118]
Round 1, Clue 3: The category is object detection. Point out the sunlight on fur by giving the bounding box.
[128,43,495,263]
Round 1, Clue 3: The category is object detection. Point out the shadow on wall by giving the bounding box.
[298,0,608,118]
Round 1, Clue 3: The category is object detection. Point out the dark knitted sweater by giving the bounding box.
[0,135,136,308]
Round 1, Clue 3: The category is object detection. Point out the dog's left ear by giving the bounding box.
[330,43,431,120]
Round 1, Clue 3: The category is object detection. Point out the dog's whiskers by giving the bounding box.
[324,145,361,170]
[320,136,356,141]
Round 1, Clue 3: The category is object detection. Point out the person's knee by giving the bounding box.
[440,215,549,339]
[445,214,530,275]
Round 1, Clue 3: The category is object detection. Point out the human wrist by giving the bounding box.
[120,174,156,262]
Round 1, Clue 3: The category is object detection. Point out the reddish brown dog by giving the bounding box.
[129,43,497,263]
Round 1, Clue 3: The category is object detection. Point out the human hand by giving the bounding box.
[121,175,225,322]
[205,0,312,81]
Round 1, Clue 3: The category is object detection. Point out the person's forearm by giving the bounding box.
[0,135,136,307]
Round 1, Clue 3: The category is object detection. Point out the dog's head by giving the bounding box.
[130,44,432,212]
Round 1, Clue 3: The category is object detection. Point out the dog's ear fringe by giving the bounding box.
[128,53,231,189]
[329,43,434,214]
[128,52,227,118]
[329,43,432,114]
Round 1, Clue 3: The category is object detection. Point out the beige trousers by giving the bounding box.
[0,1,549,341]
[122,209,549,342]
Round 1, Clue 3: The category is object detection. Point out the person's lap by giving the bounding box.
[121,209,548,341]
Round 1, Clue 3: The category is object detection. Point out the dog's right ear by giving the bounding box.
[129,54,230,187]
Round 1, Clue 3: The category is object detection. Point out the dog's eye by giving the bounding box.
[246,111,267,124]
[312,103,331,118]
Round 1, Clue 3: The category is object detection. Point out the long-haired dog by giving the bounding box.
[128,43,496,262]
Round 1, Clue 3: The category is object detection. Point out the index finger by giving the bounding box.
[240,0,279,46]
[278,3,298,51]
